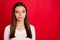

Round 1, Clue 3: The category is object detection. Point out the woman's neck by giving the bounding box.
[16,20,25,31]
[16,20,24,27]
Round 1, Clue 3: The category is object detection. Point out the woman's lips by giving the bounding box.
[18,17,23,19]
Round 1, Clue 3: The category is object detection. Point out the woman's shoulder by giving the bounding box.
[4,24,10,32]
[5,24,10,29]
[30,24,35,31]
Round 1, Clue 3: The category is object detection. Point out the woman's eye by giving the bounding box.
[15,11,18,13]
[22,10,26,13]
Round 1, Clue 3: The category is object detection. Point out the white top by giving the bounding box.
[4,24,36,40]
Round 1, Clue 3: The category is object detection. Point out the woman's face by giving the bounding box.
[15,6,26,21]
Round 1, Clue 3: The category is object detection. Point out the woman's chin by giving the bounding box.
[17,19,24,22]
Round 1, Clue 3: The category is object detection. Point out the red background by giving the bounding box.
[0,0,60,40]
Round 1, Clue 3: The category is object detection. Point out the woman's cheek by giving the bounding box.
[24,13,26,18]
[15,14,19,19]
[15,14,19,17]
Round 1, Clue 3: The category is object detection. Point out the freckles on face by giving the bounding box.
[15,6,26,21]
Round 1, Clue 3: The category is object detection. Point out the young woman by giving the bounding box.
[4,2,35,40]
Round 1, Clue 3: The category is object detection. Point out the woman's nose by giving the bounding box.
[19,13,22,16]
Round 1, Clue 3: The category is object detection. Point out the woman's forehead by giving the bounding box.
[15,6,26,11]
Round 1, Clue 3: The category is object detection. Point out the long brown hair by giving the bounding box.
[10,2,32,39]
